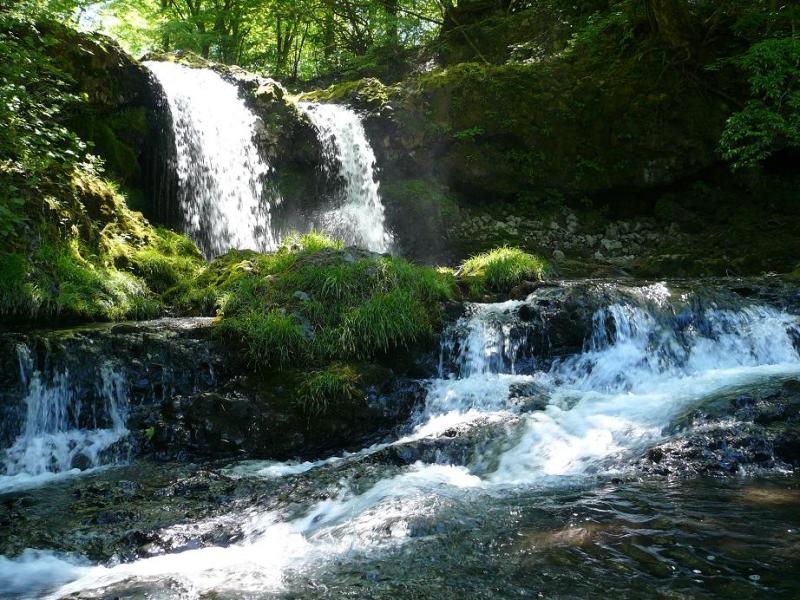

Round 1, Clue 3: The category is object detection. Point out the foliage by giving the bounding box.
[718,37,800,169]
[0,9,87,250]
[297,363,361,416]
[0,169,203,322]
[459,246,547,296]
[181,232,455,368]
[90,0,443,80]
[0,8,204,323]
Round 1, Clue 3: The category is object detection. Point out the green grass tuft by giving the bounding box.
[223,309,307,367]
[297,363,361,416]
[459,246,547,296]
[196,232,456,368]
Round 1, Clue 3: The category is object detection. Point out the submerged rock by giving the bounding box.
[637,379,800,476]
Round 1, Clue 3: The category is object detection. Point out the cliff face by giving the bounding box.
[28,21,178,222]
[299,2,800,274]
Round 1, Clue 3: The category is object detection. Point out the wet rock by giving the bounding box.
[373,416,524,475]
[508,382,550,412]
[638,378,800,476]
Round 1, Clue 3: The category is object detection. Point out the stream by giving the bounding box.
[1,281,800,598]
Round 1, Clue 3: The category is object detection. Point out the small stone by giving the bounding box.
[293,291,311,302]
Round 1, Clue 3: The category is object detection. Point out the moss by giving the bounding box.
[0,168,202,323]
[297,363,362,416]
[141,50,210,69]
[459,246,547,296]
[388,14,733,199]
[300,78,390,110]
[0,237,158,322]
[382,178,459,222]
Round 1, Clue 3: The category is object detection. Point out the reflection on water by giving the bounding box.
[296,476,800,599]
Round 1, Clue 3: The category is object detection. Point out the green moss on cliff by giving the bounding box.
[301,78,390,110]
[0,169,202,323]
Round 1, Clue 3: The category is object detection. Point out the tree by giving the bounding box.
[720,37,800,169]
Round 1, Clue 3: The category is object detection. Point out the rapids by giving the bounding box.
[2,281,799,598]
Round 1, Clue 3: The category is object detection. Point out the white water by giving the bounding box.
[0,347,129,494]
[299,102,393,252]
[145,61,279,258]
[9,286,800,598]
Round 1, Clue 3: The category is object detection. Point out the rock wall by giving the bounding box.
[29,21,179,224]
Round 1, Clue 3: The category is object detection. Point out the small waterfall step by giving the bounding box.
[0,318,219,493]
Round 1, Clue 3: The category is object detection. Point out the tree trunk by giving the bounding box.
[323,0,335,59]
[644,0,693,50]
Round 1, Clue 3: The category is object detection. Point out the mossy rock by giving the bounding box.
[301,78,391,111]
[0,171,203,324]
[168,233,456,370]
[140,49,211,69]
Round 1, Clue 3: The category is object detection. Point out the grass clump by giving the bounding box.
[128,228,203,293]
[297,363,361,416]
[204,231,455,368]
[0,237,161,322]
[459,246,547,296]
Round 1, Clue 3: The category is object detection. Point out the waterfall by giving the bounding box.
[299,102,393,253]
[0,345,129,493]
[38,284,800,598]
[145,61,392,255]
[145,61,279,258]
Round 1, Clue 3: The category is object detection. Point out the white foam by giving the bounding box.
[146,61,279,258]
[17,290,800,597]
[0,550,90,598]
[1,359,129,494]
[299,102,392,252]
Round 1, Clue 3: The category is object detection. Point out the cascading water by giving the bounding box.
[145,62,279,258]
[0,345,129,493]
[23,282,800,598]
[299,102,393,252]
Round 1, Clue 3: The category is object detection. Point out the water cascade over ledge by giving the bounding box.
[10,281,800,598]
[0,347,129,493]
[145,62,393,256]
[299,102,393,252]
[145,61,279,258]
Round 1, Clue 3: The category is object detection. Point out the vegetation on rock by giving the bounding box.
[459,246,547,296]
[177,232,456,368]
[297,363,361,416]
[0,9,200,322]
